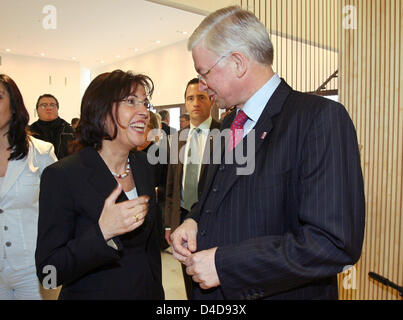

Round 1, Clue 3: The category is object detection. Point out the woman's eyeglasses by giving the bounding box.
[121,97,153,110]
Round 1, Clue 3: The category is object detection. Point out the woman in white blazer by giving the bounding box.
[0,74,57,299]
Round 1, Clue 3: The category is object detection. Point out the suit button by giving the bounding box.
[5,242,11,247]
[200,230,207,236]
[0,209,3,214]
[4,226,8,231]
[205,209,212,214]
[212,187,218,193]
[219,165,225,171]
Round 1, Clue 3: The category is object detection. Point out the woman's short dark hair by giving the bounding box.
[0,74,30,160]
[77,70,154,150]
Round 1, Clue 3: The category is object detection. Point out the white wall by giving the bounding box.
[92,39,197,107]
[0,53,82,124]
[0,36,337,127]
[0,40,196,126]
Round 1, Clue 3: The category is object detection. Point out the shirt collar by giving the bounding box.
[190,116,212,132]
[241,73,281,122]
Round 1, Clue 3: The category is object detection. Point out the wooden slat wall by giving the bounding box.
[153,0,339,92]
[241,0,402,300]
[338,0,402,300]
[240,0,339,93]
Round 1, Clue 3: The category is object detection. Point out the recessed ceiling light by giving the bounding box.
[135,48,139,52]
[40,53,45,57]
[155,40,161,44]
[116,54,121,58]
[100,60,105,64]
[5,48,11,52]
[72,56,76,60]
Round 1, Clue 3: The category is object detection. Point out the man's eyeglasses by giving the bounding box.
[38,103,58,109]
[121,96,153,110]
[198,52,231,84]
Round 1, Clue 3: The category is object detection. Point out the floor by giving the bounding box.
[40,249,187,300]
[161,249,187,300]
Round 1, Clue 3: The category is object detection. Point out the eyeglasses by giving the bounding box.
[38,103,58,109]
[198,52,231,84]
[121,97,153,110]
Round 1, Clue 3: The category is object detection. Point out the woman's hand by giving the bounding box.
[98,183,149,241]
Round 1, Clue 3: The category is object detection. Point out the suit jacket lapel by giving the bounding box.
[200,119,221,181]
[179,131,189,178]
[197,113,235,205]
[83,148,162,199]
[201,80,293,210]
[251,80,292,155]
[81,147,127,204]
[0,156,28,199]
[130,151,147,197]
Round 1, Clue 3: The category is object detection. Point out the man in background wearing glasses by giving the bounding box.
[30,94,74,159]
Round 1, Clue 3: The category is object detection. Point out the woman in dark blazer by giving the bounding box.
[35,70,165,300]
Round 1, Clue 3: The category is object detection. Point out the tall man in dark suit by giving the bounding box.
[170,6,365,300]
[165,78,220,299]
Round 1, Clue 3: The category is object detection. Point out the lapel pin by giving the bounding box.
[261,132,267,140]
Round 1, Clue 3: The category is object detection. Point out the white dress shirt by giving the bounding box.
[125,187,138,200]
[241,73,281,136]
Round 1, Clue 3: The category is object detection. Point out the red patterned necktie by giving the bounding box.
[228,110,249,151]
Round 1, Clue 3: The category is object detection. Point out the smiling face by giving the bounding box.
[105,84,150,151]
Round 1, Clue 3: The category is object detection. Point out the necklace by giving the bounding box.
[110,158,130,179]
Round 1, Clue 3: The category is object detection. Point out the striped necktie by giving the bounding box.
[228,110,248,151]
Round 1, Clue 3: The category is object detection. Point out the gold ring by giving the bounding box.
[134,215,139,222]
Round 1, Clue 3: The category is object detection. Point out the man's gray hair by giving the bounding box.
[188,6,273,66]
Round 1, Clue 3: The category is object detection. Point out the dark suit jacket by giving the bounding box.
[35,147,164,300]
[165,119,221,232]
[189,80,365,300]
[161,122,177,137]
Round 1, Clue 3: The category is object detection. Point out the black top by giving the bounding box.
[161,122,177,136]
[36,147,165,300]
[30,117,74,159]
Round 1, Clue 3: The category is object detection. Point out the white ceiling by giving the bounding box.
[0,0,205,69]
